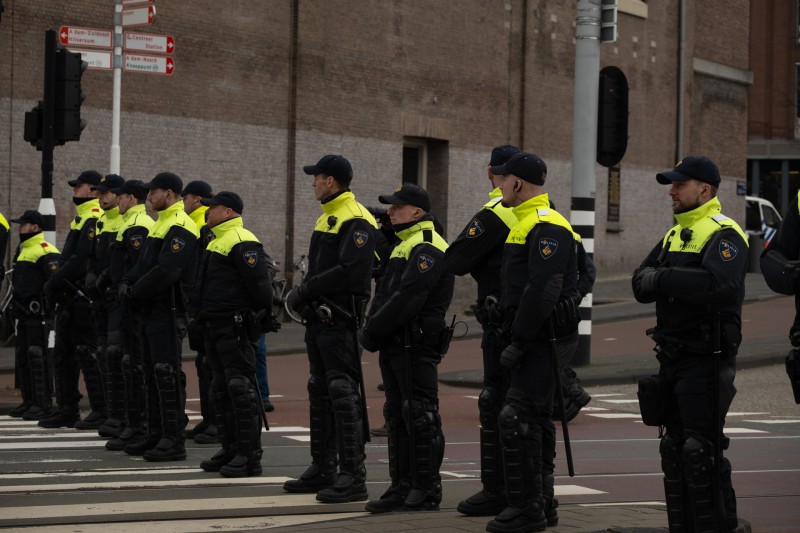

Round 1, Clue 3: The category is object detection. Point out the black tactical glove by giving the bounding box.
[95,269,111,294]
[632,267,663,303]
[259,311,282,333]
[117,281,133,304]
[286,285,314,322]
[84,271,99,297]
[358,327,380,353]
[500,343,525,370]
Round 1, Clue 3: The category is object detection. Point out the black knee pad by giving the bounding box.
[106,344,122,360]
[27,345,45,362]
[154,362,176,388]
[307,374,327,399]
[478,386,503,428]
[227,376,254,408]
[498,401,527,445]
[328,375,358,401]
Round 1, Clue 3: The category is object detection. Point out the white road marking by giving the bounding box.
[580,501,665,507]
[465,395,480,400]
[587,413,642,419]
[581,406,609,411]
[723,427,768,434]
[555,484,607,496]
[0,493,345,520]
[0,441,105,450]
[8,514,370,532]
[742,419,800,424]
[727,412,769,416]
[597,399,640,404]
[0,476,293,494]
[440,470,477,478]
[0,467,208,480]
[590,393,624,398]
[284,435,311,442]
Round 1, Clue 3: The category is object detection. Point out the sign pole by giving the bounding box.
[110,0,123,174]
[570,0,601,366]
[39,29,57,245]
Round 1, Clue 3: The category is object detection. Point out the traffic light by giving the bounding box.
[54,48,87,143]
[596,66,629,168]
[23,102,43,150]
[600,0,618,43]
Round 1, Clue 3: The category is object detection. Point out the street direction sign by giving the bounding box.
[69,48,113,70]
[124,32,174,55]
[122,5,156,27]
[123,53,174,75]
[58,26,112,49]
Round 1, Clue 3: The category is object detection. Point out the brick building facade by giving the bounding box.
[0,0,751,311]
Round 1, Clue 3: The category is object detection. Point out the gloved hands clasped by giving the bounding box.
[632,266,663,303]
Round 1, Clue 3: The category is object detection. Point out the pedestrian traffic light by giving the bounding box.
[596,66,629,168]
[54,48,87,143]
[23,102,43,150]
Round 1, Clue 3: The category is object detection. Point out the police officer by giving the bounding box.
[193,191,274,477]
[761,190,800,403]
[632,156,747,532]
[104,180,154,451]
[40,170,106,429]
[360,183,454,513]
[0,211,9,282]
[7,211,60,419]
[283,155,378,503]
[120,172,199,461]
[85,174,126,438]
[181,180,219,445]
[484,152,580,533]
[445,145,520,516]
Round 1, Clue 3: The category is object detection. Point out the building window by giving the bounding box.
[402,140,428,187]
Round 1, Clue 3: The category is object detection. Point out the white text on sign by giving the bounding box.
[69,49,113,70]
[59,26,112,49]
[124,32,175,55]
[124,54,175,75]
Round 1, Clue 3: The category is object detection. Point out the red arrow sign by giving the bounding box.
[124,53,174,75]
[58,26,112,49]
[122,5,156,27]
[124,32,175,55]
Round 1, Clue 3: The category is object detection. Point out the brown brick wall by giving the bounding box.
[0,0,751,293]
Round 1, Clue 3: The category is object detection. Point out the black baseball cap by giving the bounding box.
[181,180,213,198]
[490,152,548,185]
[489,144,521,167]
[92,173,125,193]
[378,183,431,212]
[143,172,183,193]
[303,155,353,184]
[110,179,149,200]
[10,210,44,226]
[201,191,244,214]
[656,156,721,188]
[67,170,102,187]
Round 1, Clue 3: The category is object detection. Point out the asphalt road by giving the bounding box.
[0,297,798,531]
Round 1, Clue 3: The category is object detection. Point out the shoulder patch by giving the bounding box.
[539,238,558,260]
[41,242,49,248]
[130,234,144,250]
[243,250,258,267]
[87,228,95,240]
[48,260,59,272]
[417,253,435,273]
[170,237,186,253]
[353,230,369,248]
[719,239,738,262]
[466,218,485,238]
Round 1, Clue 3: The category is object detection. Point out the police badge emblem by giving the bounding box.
[130,234,143,250]
[171,237,186,252]
[48,260,59,272]
[467,219,485,238]
[539,238,558,259]
[417,253,435,273]
[353,230,369,248]
[719,239,738,262]
[243,250,258,267]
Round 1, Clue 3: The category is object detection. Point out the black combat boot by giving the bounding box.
[38,405,80,429]
[143,363,186,462]
[219,378,262,478]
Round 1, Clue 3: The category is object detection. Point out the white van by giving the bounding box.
[745,195,782,244]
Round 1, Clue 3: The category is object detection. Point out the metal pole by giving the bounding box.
[40,30,57,246]
[570,0,601,366]
[110,0,123,174]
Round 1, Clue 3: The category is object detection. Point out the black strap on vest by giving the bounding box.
[423,229,432,243]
